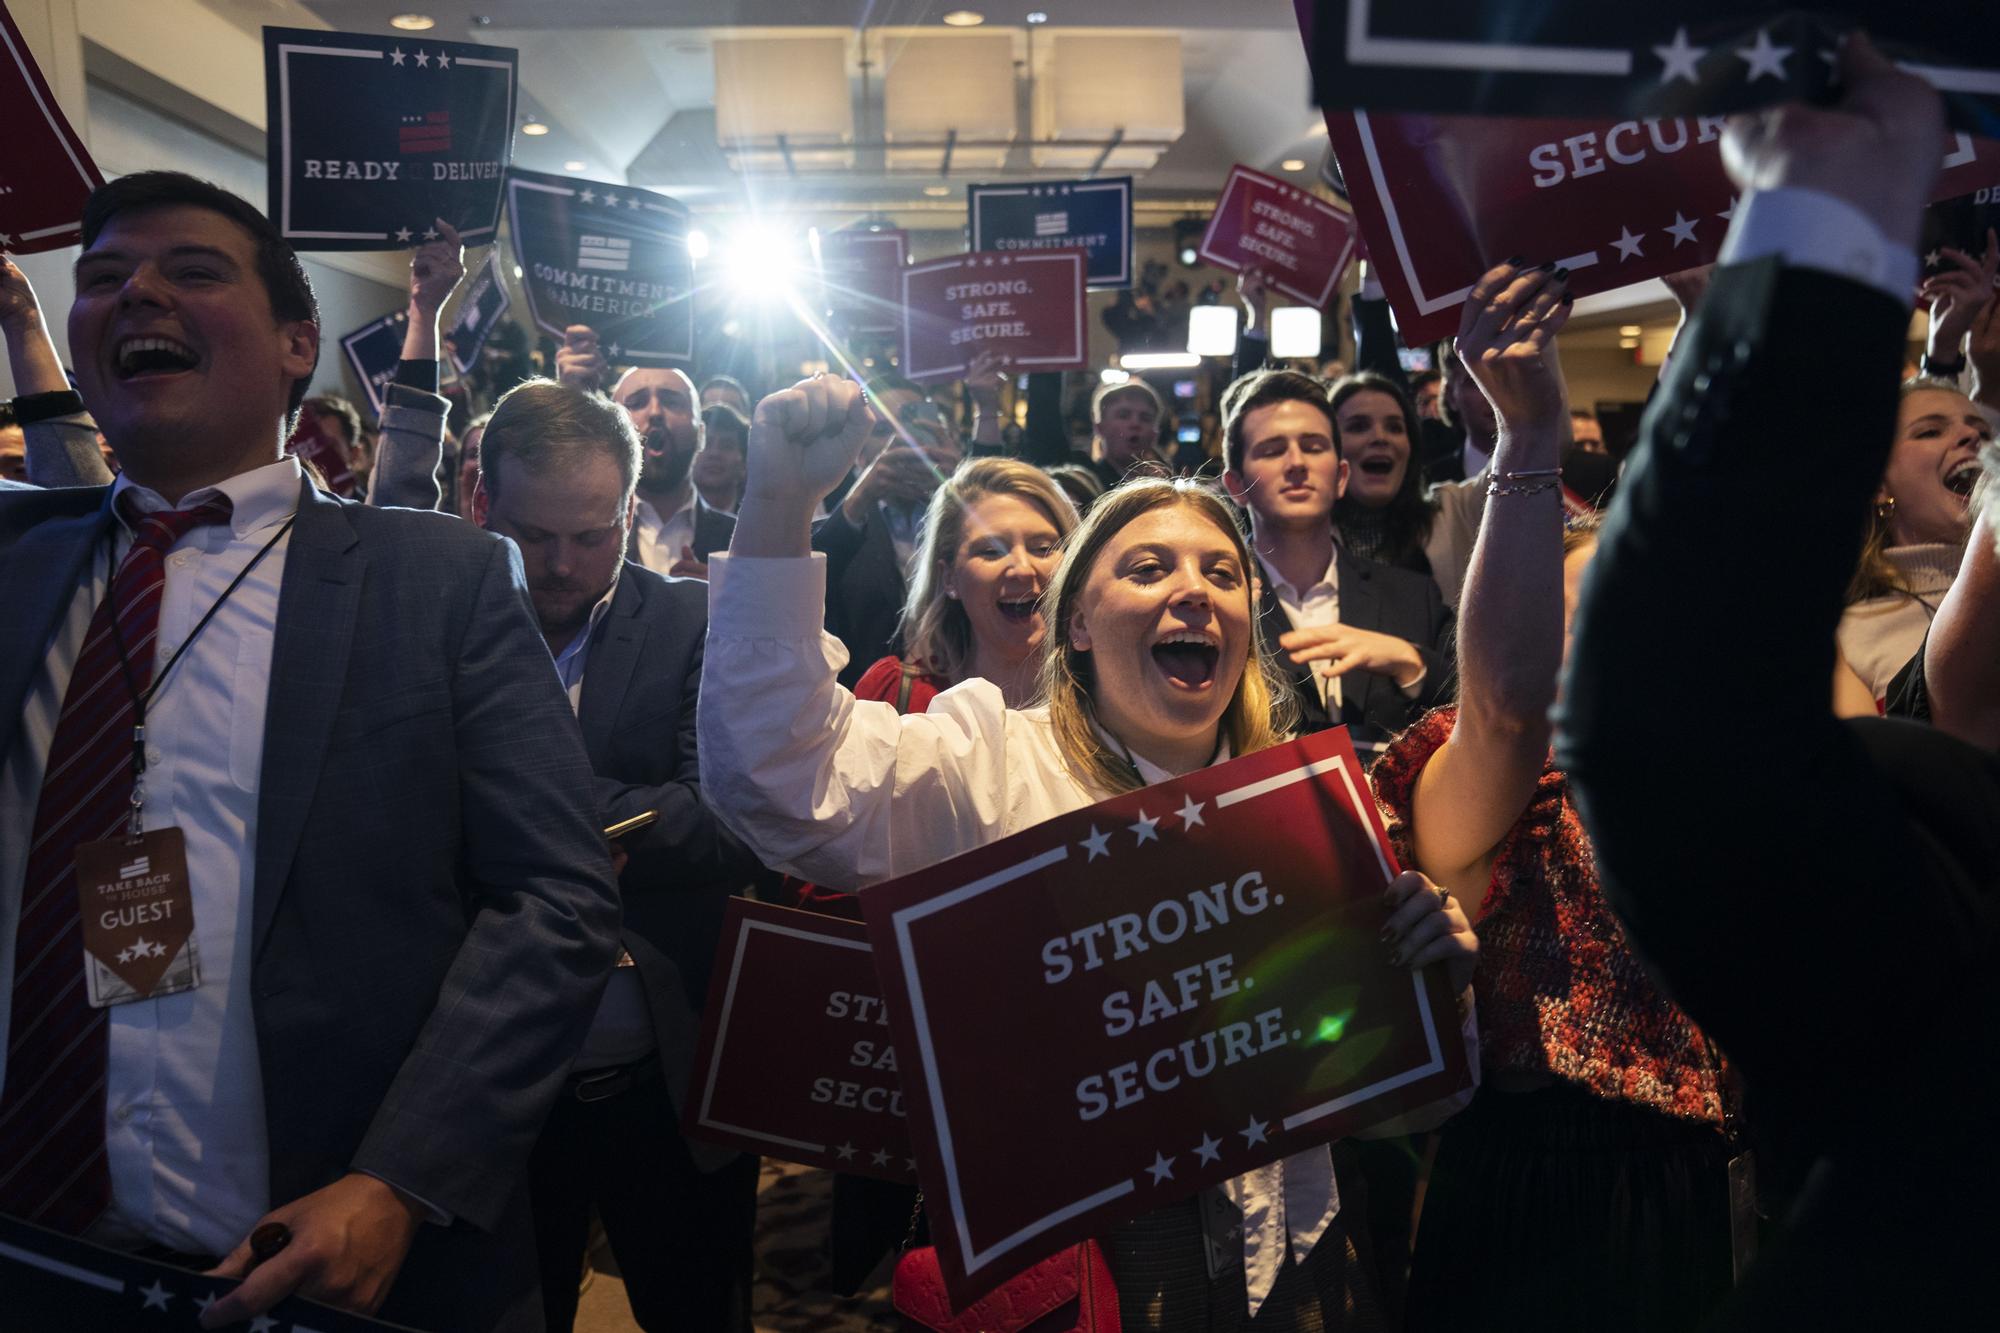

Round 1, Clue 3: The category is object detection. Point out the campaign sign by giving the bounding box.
[0,1212,415,1330]
[1198,166,1360,309]
[682,898,917,1184]
[0,2,103,254]
[1329,109,2000,346]
[1296,2,2000,136]
[860,726,1471,1306]
[446,250,511,375]
[505,166,693,366]
[818,227,908,335]
[339,308,407,418]
[264,27,516,251]
[900,249,1088,383]
[970,177,1134,289]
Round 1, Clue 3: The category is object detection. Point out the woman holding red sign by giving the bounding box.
[1369,259,1734,1333]
[699,380,1479,1328]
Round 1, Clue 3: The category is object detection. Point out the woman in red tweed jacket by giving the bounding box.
[1370,261,1733,1333]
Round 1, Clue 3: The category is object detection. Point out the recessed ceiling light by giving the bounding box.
[1619,337,1640,349]
[1026,10,1049,22]
[1281,159,1307,172]
[389,14,435,31]
[564,160,587,172]
[1619,324,1643,336]
[923,184,953,197]
[521,119,550,136]
[942,10,986,26]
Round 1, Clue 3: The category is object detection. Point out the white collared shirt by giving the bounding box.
[632,493,696,576]
[698,553,1476,1316]
[551,586,619,713]
[1262,548,1345,712]
[0,458,301,1257]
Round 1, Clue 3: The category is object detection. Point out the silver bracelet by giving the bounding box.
[1487,467,1563,497]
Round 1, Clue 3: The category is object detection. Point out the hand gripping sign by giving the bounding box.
[682,898,917,1184]
[860,726,1471,1307]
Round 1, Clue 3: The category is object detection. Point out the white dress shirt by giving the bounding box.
[0,458,300,1257]
[1719,186,1920,307]
[1263,548,1345,712]
[698,553,1476,1315]
[632,493,696,576]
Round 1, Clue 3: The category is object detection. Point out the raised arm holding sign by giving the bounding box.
[704,373,1475,1317]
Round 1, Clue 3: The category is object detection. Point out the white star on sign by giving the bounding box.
[1239,1115,1268,1147]
[1146,1151,1175,1184]
[389,47,406,66]
[1080,826,1112,860]
[413,49,430,68]
[1665,212,1700,247]
[579,189,596,205]
[437,52,452,69]
[1737,29,1793,82]
[138,1278,171,1310]
[835,1141,856,1161]
[871,1147,892,1167]
[1611,226,1645,261]
[1718,197,1738,223]
[1193,1132,1222,1165]
[249,1317,279,1333]
[1924,248,1942,268]
[905,1158,918,1172]
[608,343,623,357]
[117,947,134,964]
[149,940,167,958]
[395,227,413,243]
[1176,795,1205,829]
[627,196,642,209]
[601,192,619,208]
[1129,811,1160,846]
[131,935,153,958]
[423,226,440,240]
[1651,27,1705,85]
[194,1292,217,1314]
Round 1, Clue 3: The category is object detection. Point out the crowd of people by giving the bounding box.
[0,33,1995,1333]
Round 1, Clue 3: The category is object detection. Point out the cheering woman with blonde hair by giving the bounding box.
[699,375,1478,1329]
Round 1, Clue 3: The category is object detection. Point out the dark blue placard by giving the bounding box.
[446,250,511,376]
[969,176,1133,289]
[504,166,693,366]
[1299,2,2000,135]
[339,308,408,418]
[264,26,517,251]
[0,1212,416,1331]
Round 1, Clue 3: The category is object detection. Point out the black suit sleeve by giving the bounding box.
[1349,295,1411,393]
[1019,372,1071,467]
[1556,260,1971,1145]
[1411,574,1456,711]
[596,627,757,888]
[1231,331,1271,384]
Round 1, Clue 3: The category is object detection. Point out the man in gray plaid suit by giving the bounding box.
[0,172,620,1331]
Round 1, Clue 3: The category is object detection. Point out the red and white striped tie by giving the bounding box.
[0,492,233,1233]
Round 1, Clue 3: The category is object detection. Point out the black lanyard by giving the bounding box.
[101,509,296,833]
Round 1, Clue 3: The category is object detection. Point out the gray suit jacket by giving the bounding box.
[578,563,758,1170]
[0,479,622,1332]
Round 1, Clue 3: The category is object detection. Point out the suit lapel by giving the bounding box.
[1335,549,1382,723]
[253,483,363,959]
[577,568,647,768]
[0,492,113,763]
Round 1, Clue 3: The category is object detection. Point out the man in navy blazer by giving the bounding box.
[0,173,620,1331]
[470,377,761,1332]
[1221,369,1455,756]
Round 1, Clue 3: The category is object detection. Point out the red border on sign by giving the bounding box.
[1197,164,1359,309]
[870,728,1464,1297]
[0,6,104,254]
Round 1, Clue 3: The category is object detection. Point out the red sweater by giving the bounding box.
[1372,707,1723,1125]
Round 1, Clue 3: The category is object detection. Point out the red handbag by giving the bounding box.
[891,1238,1121,1333]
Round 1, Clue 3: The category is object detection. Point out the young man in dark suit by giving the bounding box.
[0,173,621,1331]
[472,378,762,1333]
[1220,368,1454,756]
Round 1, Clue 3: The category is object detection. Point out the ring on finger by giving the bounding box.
[1435,886,1450,909]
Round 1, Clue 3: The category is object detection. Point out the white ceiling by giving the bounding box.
[270,1,1324,224]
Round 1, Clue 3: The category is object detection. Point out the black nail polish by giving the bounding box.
[1505,254,1526,267]
[1553,266,1570,281]
[1536,259,1556,272]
